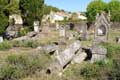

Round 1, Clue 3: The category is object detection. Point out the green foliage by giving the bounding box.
[18,27,29,36]
[102,43,120,58]
[107,0,120,22]
[0,41,12,50]
[86,0,107,22]
[0,64,25,80]
[19,0,44,28]
[20,40,39,48]
[44,4,61,15]
[0,12,8,35]
[109,58,120,80]
[11,40,40,48]
[80,64,100,79]
[86,0,120,22]
[4,0,20,15]
[0,0,20,35]
[0,53,50,80]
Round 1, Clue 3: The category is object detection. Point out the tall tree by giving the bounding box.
[0,0,20,35]
[86,0,107,23]
[19,0,44,29]
[107,0,120,22]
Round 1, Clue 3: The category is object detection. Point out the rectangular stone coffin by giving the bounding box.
[56,40,81,67]
[47,40,81,74]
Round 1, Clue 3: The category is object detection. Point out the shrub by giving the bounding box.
[108,56,120,80]
[20,40,39,48]
[11,40,21,47]
[102,43,120,58]
[0,12,8,35]
[0,41,12,50]
[0,64,25,80]
[18,27,29,37]
[80,64,100,79]
[0,53,49,80]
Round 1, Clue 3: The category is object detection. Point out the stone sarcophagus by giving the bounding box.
[46,40,81,74]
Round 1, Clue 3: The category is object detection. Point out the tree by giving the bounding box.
[0,0,9,35]
[0,0,20,35]
[107,0,120,22]
[43,5,61,15]
[19,0,44,29]
[86,0,107,23]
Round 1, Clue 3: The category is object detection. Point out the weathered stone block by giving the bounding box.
[47,40,81,74]
[72,51,87,64]
[90,45,107,63]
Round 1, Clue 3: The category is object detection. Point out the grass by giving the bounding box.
[0,29,119,80]
[0,41,12,50]
[0,51,51,80]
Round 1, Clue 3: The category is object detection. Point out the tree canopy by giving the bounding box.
[107,0,120,22]
[86,0,107,23]
[86,0,120,22]
[0,0,44,34]
[19,0,44,28]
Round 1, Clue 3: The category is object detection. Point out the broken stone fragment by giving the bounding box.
[90,45,107,63]
[72,51,87,64]
[42,44,58,55]
[46,40,81,74]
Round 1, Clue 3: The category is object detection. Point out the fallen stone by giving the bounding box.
[47,40,81,74]
[42,44,58,55]
[90,45,107,63]
[72,51,87,64]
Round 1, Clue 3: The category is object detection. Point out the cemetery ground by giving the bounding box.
[0,29,120,80]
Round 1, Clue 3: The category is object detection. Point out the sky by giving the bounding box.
[45,0,111,12]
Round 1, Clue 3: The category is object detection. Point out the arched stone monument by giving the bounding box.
[94,12,110,42]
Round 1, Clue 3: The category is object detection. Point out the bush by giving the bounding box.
[108,56,120,80]
[102,43,120,58]
[18,27,29,37]
[80,64,100,79]
[11,40,40,48]
[0,64,25,80]
[0,53,50,80]
[0,41,12,50]
[20,40,39,48]
[0,12,8,35]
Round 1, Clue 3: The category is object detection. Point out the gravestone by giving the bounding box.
[94,12,110,42]
[59,26,66,37]
[42,22,51,34]
[68,33,74,40]
[34,21,39,32]
[56,22,59,30]
[90,45,107,63]
[0,36,3,42]
[80,24,88,40]
[6,14,23,39]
